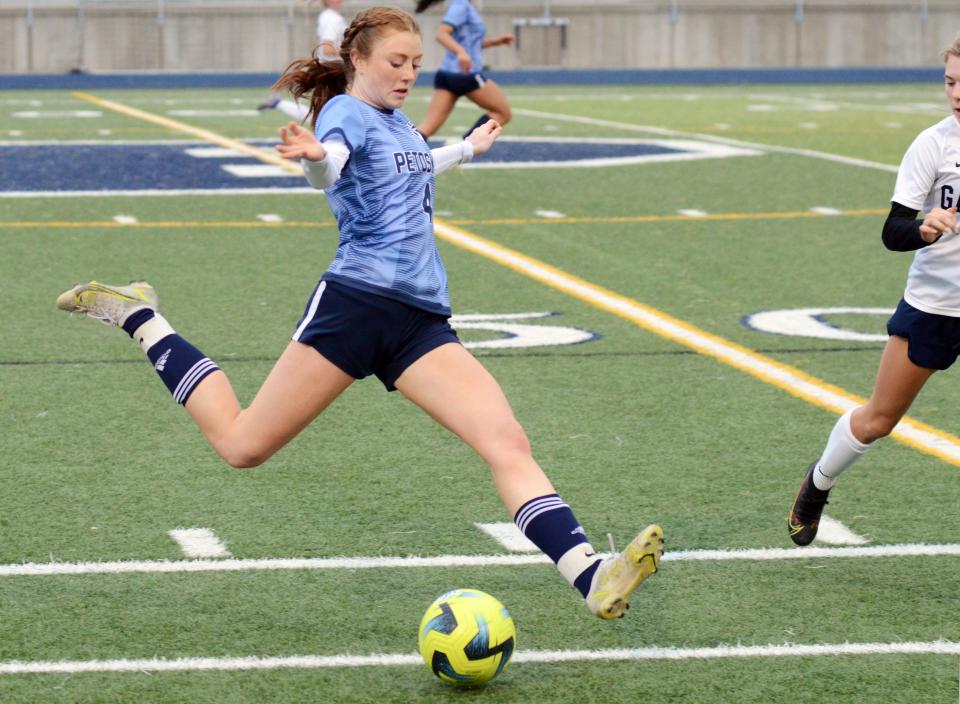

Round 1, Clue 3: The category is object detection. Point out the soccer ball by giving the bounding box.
[418,588,516,686]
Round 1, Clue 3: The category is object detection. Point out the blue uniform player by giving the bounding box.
[56,6,663,620]
[310,94,448,315]
[415,0,514,140]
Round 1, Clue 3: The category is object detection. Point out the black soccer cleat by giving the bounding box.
[787,460,830,546]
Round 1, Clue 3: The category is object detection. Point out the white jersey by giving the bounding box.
[892,114,960,316]
[316,8,346,61]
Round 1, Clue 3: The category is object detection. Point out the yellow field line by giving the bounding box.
[431,228,960,468]
[71,91,303,176]
[0,208,886,230]
[71,92,960,467]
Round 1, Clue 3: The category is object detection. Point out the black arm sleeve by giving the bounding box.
[882,201,935,252]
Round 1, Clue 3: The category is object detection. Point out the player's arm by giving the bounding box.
[276,121,350,189]
[882,202,957,250]
[432,141,473,175]
[482,34,514,49]
[436,23,472,72]
[431,119,500,175]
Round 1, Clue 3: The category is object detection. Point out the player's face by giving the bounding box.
[323,0,343,10]
[946,55,960,122]
[351,30,423,110]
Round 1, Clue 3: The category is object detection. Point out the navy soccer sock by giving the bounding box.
[514,494,602,597]
[463,113,493,139]
[123,310,219,405]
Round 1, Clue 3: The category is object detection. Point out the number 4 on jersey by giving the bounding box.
[423,183,433,220]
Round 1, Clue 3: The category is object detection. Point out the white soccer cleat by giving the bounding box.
[586,524,664,620]
[56,280,158,327]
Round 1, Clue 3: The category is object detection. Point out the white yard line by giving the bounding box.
[0,640,957,675]
[814,516,869,545]
[168,528,231,559]
[1,543,957,577]
[510,107,900,173]
[748,93,945,115]
[474,522,539,552]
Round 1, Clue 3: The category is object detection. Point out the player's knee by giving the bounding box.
[495,106,512,126]
[216,435,271,469]
[488,418,531,460]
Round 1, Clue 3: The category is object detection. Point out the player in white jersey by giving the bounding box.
[258,0,346,121]
[788,36,960,546]
[316,0,346,61]
[56,7,663,620]
[415,0,514,140]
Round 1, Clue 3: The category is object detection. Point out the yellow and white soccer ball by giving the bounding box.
[418,588,516,686]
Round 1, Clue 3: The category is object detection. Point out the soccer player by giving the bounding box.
[414,0,513,139]
[258,0,347,120]
[788,36,960,546]
[57,6,663,620]
[315,0,346,62]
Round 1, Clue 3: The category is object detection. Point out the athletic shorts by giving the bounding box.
[433,70,487,98]
[292,279,460,391]
[886,298,960,370]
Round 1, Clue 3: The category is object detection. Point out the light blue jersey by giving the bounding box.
[439,0,486,73]
[315,94,449,316]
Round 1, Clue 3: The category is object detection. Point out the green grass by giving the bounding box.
[0,83,958,702]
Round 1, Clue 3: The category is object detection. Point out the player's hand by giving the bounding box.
[465,119,501,157]
[494,34,514,47]
[919,206,958,243]
[276,121,326,162]
[457,51,473,73]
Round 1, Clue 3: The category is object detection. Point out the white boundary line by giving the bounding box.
[1,640,957,675]
[748,92,945,115]
[2,543,958,577]
[510,106,900,173]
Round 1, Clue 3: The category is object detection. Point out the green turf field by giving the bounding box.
[0,82,958,703]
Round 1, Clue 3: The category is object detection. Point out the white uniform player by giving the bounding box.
[316,1,346,61]
[893,115,960,316]
[788,37,960,546]
[259,0,346,121]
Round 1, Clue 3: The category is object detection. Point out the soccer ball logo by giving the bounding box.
[418,588,516,686]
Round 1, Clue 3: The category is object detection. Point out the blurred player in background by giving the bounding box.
[57,6,664,621]
[258,0,346,120]
[315,0,346,60]
[415,0,513,139]
[788,35,960,546]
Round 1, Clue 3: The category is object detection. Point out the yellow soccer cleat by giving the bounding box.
[56,280,158,327]
[586,524,664,620]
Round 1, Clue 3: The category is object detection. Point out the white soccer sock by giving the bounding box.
[556,543,600,587]
[813,409,872,490]
[131,313,176,354]
[275,100,309,122]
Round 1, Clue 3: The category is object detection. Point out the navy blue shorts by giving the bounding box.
[292,279,460,391]
[433,70,487,97]
[886,298,960,370]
